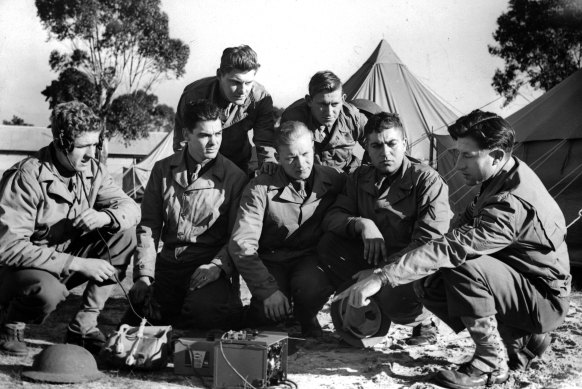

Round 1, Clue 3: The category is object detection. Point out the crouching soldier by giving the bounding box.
[128,99,248,331]
[0,102,140,355]
[229,121,345,337]
[318,112,452,346]
[334,110,571,388]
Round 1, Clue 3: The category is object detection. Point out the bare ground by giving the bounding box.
[1,272,581,389]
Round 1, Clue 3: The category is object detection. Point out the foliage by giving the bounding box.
[41,68,99,110]
[36,0,189,140]
[2,116,34,126]
[106,90,175,145]
[489,0,582,106]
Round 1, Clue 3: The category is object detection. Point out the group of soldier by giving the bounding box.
[0,44,571,388]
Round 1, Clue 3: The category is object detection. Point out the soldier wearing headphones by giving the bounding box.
[0,101,140,356]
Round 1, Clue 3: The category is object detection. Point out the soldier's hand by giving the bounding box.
[263,290,290,322]
[189,263,221,291]
[355,219,388,265]
[332,273,383,308]
[259,162,278,175]
[70,257,116,283]
[73,209,111,232]
[129,277,151,304]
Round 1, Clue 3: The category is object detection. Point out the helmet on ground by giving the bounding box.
[21,343,105,383]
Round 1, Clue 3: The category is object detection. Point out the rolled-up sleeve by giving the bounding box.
[228,181,279,300]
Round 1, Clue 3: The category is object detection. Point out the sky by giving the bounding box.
[0,0,539,127]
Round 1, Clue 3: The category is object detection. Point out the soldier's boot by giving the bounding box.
[406,317,438,346]
[64,326,107,355]
[0,322,28,357]
[434,315,509,389]
[505,332,552,371]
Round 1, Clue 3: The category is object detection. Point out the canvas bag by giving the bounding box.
[100,323,172,370]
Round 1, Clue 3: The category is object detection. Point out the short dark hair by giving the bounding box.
[308,71,342,97]
[364,112,405,139]
[448,109,515,153]
[51,101,102,143]
[219,45,260,74]
[183,99,221,130]
[275,121,314,149]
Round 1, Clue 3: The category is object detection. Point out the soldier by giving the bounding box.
[229,121,345,337]
[334,110,571,388]
[174,45,277,176]
[318,112,452,346]
[281,71,368,174]
[0,101,140,355]
[129,99,248,330]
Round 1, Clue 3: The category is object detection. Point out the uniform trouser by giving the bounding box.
[247,254,334,329]
[153,256,243,330]
[318,232,431,326]
[0,227,136,333]
[416,255,570,343]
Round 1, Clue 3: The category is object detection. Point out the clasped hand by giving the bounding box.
[73,209,111,232]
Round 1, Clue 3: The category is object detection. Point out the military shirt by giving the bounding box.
[229,165,345,300]
[380,157,571,298]
[0,144,140,276]
[134,149,248,280]
[323,156,452,260]
[281,100,368,173]
[173,76,276,172]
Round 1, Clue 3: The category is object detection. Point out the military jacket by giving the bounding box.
[173,76,276,171]
[381,157,571,298]
[0,144,140,276]
[134,149,248,280]
[281,100,368,173]
[324,156,452,260]
[229,165,345,300]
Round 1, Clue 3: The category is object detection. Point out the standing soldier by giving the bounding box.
[319,112,452,346]
[334,110,571,388]
[281,71,368,174]
[174,45,277,176]
[229,121,345,337]
[0,102,139,355]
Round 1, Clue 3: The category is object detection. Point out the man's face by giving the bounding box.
[57,131,101,173]
[454,137,498,186]
[218,69,256,105]
[183,119,223,162]
[278,134,314,180]
[307,89,344,128]
[367,127,407,175]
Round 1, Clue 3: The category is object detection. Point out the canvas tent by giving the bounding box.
[343,39,475,214]
[507,69,582,265]
[122,130,174,199]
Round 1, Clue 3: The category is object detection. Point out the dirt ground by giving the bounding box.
[1,272,581,389]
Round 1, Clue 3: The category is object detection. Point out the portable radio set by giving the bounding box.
[174,330,289,389]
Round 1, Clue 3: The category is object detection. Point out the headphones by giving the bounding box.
[55,129,104,153]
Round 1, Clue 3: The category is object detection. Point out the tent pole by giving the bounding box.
[132,158,137,200]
